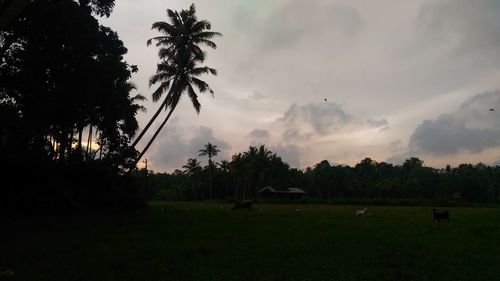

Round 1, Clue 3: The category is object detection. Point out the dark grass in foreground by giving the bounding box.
[1,203,500,281]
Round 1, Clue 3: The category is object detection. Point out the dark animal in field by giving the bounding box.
[232,200,253,211]
[432,208,450,222]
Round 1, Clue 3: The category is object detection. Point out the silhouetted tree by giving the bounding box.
[131,4,222,167]
[0,0,145,214]
[183,158,202,200]
[199,142,220,200]
[230,153,245,200]
[217,160,230,199]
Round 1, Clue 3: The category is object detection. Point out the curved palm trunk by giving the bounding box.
[131,99,167,148]
[132,105,175,169]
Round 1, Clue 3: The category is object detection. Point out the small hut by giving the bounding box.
[258,186,306,200]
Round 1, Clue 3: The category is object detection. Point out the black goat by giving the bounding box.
[232,200,253,211]
[432,208,450,222]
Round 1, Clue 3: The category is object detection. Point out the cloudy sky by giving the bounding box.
[101,0,500,172]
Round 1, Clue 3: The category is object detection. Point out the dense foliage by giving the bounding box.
[139,145,500,204]
[0,0,144,215]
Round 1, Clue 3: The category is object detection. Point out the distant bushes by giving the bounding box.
[253,197,478,207]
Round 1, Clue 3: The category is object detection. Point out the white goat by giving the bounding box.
[356,207,368,216]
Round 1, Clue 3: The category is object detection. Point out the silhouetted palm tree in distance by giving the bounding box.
[131,4,221,168]
[199,142,220,200]
[183,157,202,200]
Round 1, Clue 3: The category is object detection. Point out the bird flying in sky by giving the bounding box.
[489,108,495,111]
[324,98,327,102]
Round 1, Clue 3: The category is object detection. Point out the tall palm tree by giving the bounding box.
[242,145,272,198]
[217,160,230,198]
[230,153,244,200]
[183,157,202,200]
[131,4,221,168]
[199,142,220,200]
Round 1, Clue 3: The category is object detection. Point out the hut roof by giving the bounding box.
[258,186,306,194]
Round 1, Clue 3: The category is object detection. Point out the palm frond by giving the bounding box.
[152,80,171,102]
[191,20,211,33]
[158,47,177,59]
[149,73,173,87]
[193,38,217,49]
[187,84,201,114]
[131,93,146,102]
[192,31,222,40]
[147,36,173,47]
[191,66,217,76]
[192,77,214,96]
[151,21,176,34]
[156,62,177,74]
[167,9,182,27]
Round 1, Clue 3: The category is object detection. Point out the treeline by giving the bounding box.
[139,145,500,204]
[1,0,144,215]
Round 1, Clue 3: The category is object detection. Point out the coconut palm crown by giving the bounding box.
[147,3,221,113]
[130,4,221,168]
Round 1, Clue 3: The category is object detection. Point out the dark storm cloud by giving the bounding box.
[409,91,500,155]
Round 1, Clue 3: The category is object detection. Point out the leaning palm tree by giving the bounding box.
[131,4,221,168]
[199,142,220,200]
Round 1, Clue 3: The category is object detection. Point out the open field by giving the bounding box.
[1,202,500,281]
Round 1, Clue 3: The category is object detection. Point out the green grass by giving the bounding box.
[1,202,500,281]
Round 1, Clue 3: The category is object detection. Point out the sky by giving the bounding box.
[101,0,500,172]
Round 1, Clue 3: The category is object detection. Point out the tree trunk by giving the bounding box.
[86,125,92,159]
[99,142,103,160]
[77,126,83,158]
[131,99,167,148]
[209,159,213,200]
[224,177,228,200]
[131,105,175,170]
[192,178,196,201]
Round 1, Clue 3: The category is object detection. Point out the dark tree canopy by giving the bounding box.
[0,0,144,215]
[140,146,500,204]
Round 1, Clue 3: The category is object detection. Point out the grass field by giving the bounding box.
[1,202,500,281]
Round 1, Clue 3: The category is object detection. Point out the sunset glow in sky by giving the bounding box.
[101,0,500,172]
